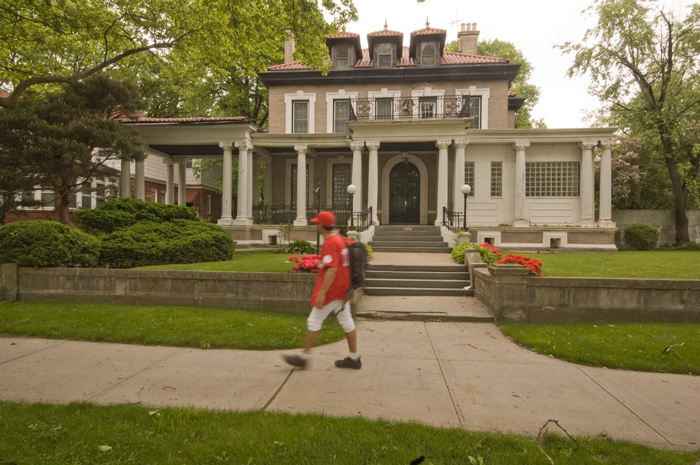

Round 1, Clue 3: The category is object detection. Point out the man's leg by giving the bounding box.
[345,329,357,353]
[303,330,321,354]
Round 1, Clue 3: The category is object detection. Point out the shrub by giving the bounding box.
[451,242,502,265]
[495,254,543,276]
[75,198,198,234]
[100,220,235,268]
[624,223,659,251]
[0,220,100,267]
[286,239,316,255]
[363,243,373,261]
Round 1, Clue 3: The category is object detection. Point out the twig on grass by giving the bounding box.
[536,419,579,465]
[650,335,694,372]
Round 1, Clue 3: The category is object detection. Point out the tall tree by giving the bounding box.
[560,0,700,245]
[445,38,544,129]
[0,75,144,225]
[0,0,357,117]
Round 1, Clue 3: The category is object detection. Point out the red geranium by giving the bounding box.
[288,254,322,273]
[495,254,543,276]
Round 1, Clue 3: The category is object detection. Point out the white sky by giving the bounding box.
[343,0,693,128]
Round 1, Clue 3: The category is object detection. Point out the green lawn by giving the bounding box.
[136,250,294,272]
[500,323,700,375]
[1,401,697,465]
[0,301,344,350]
[531,250,700,279]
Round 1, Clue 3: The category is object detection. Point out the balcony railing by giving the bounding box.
[349,95,472,121]
[442,206,466,233]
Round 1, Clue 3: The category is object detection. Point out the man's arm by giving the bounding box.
[315,266,337,307]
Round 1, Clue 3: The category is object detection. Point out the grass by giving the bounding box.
[135,250,294,273]
[0,302,345,350]
[529,250,700,279]
[0,401,697,465]
[500,323,700,375]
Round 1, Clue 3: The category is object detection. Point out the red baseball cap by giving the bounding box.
[310,211,336,227]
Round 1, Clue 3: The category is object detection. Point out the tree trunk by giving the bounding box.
[663,156,690,245]
[55,188,75,228]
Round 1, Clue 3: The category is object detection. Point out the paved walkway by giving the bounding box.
[1,321,699,451]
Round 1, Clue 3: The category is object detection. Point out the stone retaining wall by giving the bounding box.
[1,263,318,314]
[473,264,700,323]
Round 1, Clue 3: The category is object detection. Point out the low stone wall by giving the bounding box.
[1,263,319,314]
[473,264,700,324]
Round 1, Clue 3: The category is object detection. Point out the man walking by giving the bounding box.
[283,211,361,370]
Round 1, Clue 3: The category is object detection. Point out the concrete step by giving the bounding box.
[369,264,466,273]
[363,287,474,297]
[370,235,445,242]
[366,279,467,289]
[366,270,470,280]
[370,241,449,248]
[356,295,492,323]
[371,246,451,253]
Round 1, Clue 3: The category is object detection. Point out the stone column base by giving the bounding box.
[232,217,254,226]
[217,217,234,226]
[293,218,308,226]
[597,219,616,228]
[511,219,530,227]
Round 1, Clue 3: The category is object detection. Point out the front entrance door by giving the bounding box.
[389,162,420,224]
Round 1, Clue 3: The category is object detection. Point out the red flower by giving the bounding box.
[495,254,543,276]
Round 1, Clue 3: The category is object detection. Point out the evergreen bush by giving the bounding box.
[624,223,660,251]
[286,240,316,255]
[75,198,198,234]
[0,220,100,267]
[100,220,235,268]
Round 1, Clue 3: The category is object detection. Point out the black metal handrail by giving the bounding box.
[252,204,352,226]
[349,207,372,233]
[442,207,465,232]
[349,95,472,121]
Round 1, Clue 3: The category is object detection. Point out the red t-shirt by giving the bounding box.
[311,234,351,307]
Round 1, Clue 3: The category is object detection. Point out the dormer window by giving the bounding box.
[376,43,393,67]
[334,44,350,69]
[420,42,436,66]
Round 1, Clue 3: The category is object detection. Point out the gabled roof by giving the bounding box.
[325,32,363,62]
[367,21,404,59]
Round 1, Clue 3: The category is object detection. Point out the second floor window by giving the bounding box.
[377,43,393,67]
[293,100,308,134]
[462,96,482,128]
[419,97,437,118]
[334,99,351,132]
[420,42,436,66]
[375,98,393,119]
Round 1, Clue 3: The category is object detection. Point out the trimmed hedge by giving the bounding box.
[286,240,317,255]
[75,198,198,234]
[99,220,235,268]
[0,220,100,267]
[624,223,660,251]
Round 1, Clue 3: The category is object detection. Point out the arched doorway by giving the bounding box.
[389,162,420,224]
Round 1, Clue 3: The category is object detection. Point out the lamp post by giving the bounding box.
[461,184,471,231]
[347,184,357,231]
[314,184,321,254]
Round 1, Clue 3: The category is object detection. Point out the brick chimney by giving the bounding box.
[458,22,479,55]
[284,28,295,63]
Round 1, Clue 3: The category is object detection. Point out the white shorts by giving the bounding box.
[307,300,355,333]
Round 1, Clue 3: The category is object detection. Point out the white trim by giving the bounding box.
[381,153,429,224]
[456,86,490,129]
[367,88,401,99]
[284,157,315,205]
[325,90,358,133]
[411,87,445,118]
[284,90,316,134]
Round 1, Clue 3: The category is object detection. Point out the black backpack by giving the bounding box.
[344,238,368,298]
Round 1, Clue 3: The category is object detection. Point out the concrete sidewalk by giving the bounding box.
[1,321,698,451]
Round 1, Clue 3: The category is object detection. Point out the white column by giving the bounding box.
[164,159,174,205]
[120,158,131,198]
[580,140,597,227]
[135,159,145,201]
[513,141,530,227]
[598,140,616,228]
[264,159,273,204]
[349,141,364,213]
[177,159,188,207]
[247,150,255,213]
[366,141,380,224]
[435,140,451,226]
[234,140,254,225]
[294,144,308,226]
[453,139,469,214]
[219,141,233,224]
